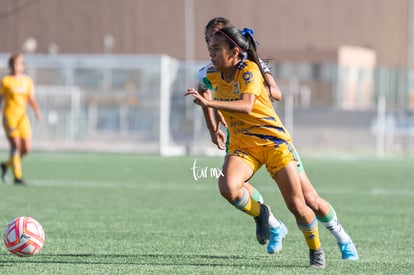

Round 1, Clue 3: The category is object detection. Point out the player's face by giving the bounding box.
[208,35,234,71]
[12,56,25,75]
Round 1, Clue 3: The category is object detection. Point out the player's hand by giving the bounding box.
[35,111,42,121]
[215,129,226,150]
[209,128,226,150]
[215,112,227,128]
[184,88,209,107]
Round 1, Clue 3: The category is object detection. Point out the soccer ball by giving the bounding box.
[3,216,45,257]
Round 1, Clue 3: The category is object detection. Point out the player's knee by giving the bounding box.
[22,146,31,156]
[218,179,241,202]
[286,198,308,217]
[218,185,239,202]
[304,192,320,211]
[218,178,231,200]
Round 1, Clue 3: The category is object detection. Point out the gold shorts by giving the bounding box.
[227,142,296,176]
[2,114,32,139]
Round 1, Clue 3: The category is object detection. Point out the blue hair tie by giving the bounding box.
[241,27,260,45]
[241,27,254,37]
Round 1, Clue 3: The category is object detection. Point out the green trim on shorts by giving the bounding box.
[225,128,230,154]
[293,147,305,174]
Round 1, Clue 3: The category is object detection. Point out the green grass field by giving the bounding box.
[0,152,413,274]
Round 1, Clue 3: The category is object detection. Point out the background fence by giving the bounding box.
[0,54,413,158]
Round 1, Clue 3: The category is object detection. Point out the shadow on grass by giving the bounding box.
[0,252,299,268]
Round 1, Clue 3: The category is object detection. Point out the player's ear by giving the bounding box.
[232,47,240,58]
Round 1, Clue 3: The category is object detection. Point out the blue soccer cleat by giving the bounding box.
[267,220,288,254]
[338,240,359,260]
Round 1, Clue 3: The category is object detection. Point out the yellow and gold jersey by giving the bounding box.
[0,74,34,117]
[207,60,292,148]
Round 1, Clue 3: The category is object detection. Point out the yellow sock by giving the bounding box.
[11,155,22,180]
[298,218,321,250]
[233,188,261,217]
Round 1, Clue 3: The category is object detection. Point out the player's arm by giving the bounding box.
[196,66,218,133]
[186,88,256,114]
[259,58,282,101]
[213,109,226,150]
[198,85,226,150]
[265,73,282,101]
[198,84,217,133]
[27,93,42,121]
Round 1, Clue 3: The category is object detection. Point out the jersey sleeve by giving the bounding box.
[197,65,213,91]
[239,63,263,97]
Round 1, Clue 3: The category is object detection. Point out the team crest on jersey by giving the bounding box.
[242,71,253,85]
[233,83,240,95]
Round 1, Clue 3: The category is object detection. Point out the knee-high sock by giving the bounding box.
[233,188,261,217]
[298,218,321,250]
[317,206,351,243]
[11,151,22,180]
[251,187,264,204]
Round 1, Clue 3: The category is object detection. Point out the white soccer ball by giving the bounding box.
[3,216,45,257]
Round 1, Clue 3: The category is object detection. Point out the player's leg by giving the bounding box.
[300,172,358,260]
[12,116,32,184]
[219,154,272,245]
[243,180,288,253]
[19,138,31,158]
[2,117,24,184]
[272,159,325,268]
[7,136,24,184]
[295,149,358,260]
[1,161,7,183]
[243,181,264,203]
[19,116,32,159]
[1,118,13,183]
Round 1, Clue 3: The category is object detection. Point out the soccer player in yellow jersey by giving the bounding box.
[197,17,288,253]
[0,54,42,185]
[186,27,325,268]
[198,18,358,261]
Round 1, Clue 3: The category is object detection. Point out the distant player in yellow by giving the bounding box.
[186,26,325,268]
[0,54,42,184]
